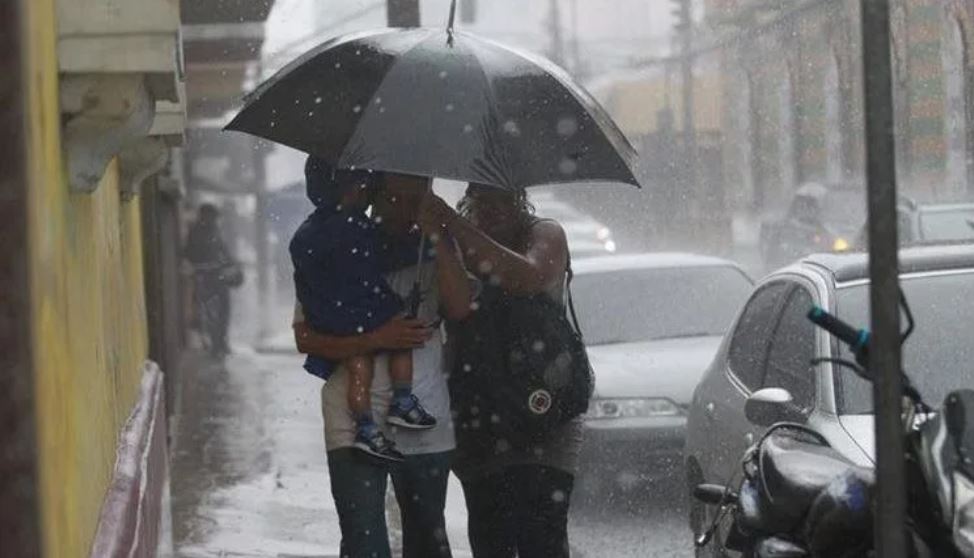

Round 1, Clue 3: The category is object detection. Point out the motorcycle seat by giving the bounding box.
[759,430,855,524]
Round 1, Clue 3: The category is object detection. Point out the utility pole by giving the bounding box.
[387,0,420,27]
[861,0,907,556]
[569,0,582,77]
[548,0,565,67]
[671,0,697,234]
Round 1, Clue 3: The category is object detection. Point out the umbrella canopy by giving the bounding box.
[226,28,639,190]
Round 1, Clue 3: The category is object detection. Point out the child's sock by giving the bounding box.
[392,382,414,408]
[354,411,378,437]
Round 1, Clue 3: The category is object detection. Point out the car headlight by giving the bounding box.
[954,471,974,555]
[833,237,851,252]
[586,398,681,419]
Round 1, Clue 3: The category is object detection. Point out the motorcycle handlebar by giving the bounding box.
[807,306,870,365]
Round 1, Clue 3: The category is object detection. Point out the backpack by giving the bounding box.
[450,258,594,452]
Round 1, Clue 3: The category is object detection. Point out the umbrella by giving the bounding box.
[225,27,639,190]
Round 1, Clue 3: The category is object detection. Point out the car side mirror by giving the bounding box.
[745,388,804,427]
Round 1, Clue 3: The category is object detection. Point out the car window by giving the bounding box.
[763,287,817,410]
[727,282,790,391]
[572,265,753,345]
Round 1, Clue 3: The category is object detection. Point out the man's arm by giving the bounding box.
[293,315,434,361]
[431,235,474,321]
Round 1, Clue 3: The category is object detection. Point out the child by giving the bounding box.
[290,156,436,462]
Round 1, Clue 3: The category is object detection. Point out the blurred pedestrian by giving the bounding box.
[183,203,241,357]
[422,184,583,558]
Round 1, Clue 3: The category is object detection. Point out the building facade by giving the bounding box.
[708,0,974,213]
[3,0,185,555]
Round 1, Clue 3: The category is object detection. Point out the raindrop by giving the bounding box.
[355,49,362,56]
[470,405,480,416]
[556,117,578,137]
[307,111,314,117]
[469,301,480,311]
[490,413,500,424]
[445,103,455,112]
[379,107,387,113]
[357,326,365,333]
[496,439,511,452]
[351,248,358,254]
[374,97,382,105]
[502,120,521,136]
[315,96,323,104]
[336,301,343,307]
[439,70,448,79]
[558,158,578,175]
[551,490,566,503]
[463,124,474,134]
[462,363,472,372]
[353,105,362,114]
[334,62,342,69]
[270,121,276,128]
[532,340,546,353]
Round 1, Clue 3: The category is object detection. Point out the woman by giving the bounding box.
[418,184,582,558]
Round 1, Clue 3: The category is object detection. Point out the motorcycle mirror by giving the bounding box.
[745,388,804,427]
[693,484,733,506]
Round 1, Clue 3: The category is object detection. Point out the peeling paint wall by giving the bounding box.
[23,0,151,556]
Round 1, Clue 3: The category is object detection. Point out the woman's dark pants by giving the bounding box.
[461,464,574,558]
[327,448,453,558]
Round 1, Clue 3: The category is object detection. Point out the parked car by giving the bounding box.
[907,202,974,244]
[530,191,618,258]
[570,253,753,497]
[684,244,974,553]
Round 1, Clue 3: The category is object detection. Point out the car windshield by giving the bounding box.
[835,270,974,414]
[572,265,753,346]
[919,208,974,242]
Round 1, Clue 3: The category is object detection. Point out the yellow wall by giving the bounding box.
[23,0,150,556]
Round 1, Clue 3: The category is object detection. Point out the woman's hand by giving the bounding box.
[417,192,457,239]
[369,314,435,350]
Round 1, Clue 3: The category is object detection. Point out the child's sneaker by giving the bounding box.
[353,428,404,463]
[387,395,437,430]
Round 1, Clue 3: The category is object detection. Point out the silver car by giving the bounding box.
[684,244,974,556]
[570,254,753,495]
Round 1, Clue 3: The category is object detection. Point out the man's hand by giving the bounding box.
[417,191,458,239]
[369,314,434,350]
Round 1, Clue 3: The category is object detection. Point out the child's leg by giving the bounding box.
[346,355,375,421]
[387,350,436,429]
[388,350,414,404]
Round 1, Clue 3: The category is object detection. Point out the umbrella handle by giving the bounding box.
[447,0,457,46]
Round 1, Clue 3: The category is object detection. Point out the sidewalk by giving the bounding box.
[169,346,472,558]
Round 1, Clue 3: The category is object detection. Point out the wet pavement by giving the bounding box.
[170,347,694,557]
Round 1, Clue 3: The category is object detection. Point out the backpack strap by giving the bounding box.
[565,251,585,339]
[527,217,584,338]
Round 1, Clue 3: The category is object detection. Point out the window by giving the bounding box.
[727,282,790,391]
[763,288,817,410]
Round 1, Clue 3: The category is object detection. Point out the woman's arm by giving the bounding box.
[418,194,475,320]
[422,197,567,295]
[293,315,434,360]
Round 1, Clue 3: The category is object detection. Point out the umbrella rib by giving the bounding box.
[337,30,441,169]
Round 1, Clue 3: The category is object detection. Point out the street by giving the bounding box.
[171,348,694,558]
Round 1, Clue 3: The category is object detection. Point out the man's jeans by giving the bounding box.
[327,448,453,558]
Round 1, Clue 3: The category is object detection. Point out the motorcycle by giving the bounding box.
[692,295,974,557]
